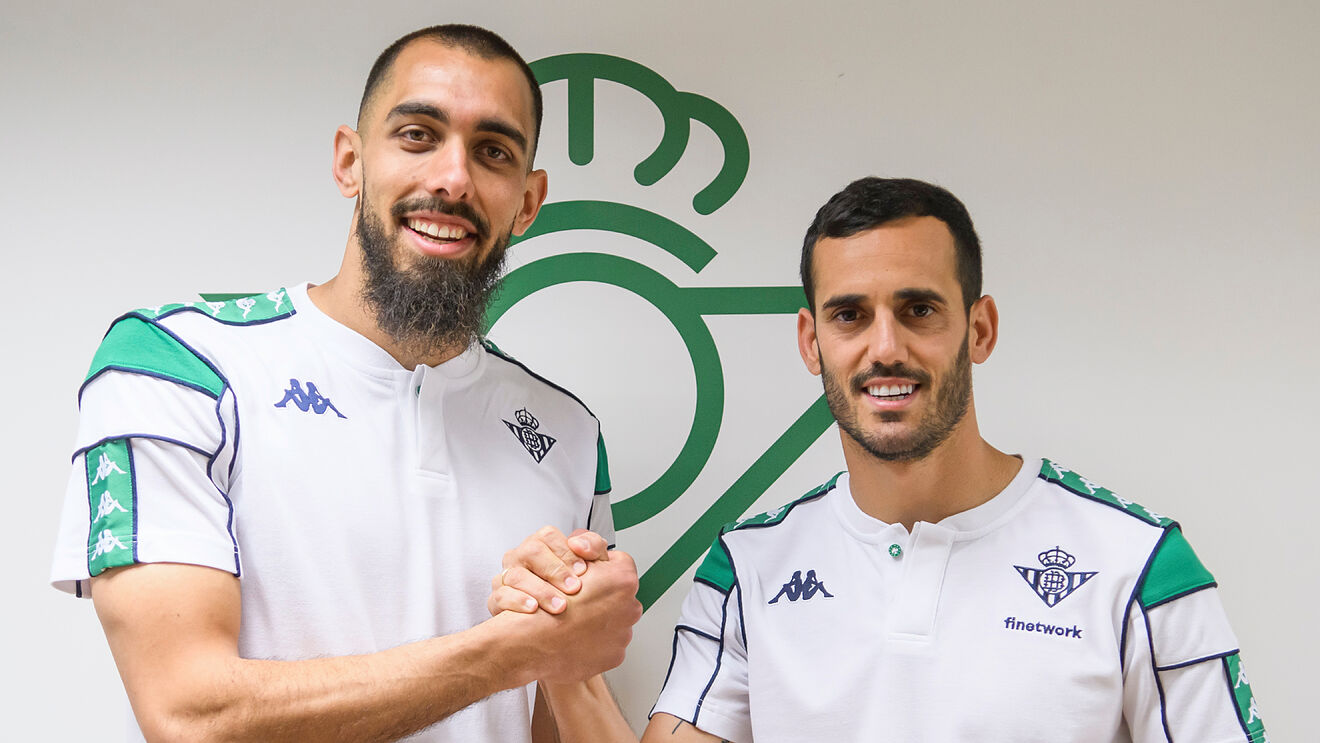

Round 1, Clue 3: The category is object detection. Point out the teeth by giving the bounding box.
[867,384,915,398]
[408,219,467,240]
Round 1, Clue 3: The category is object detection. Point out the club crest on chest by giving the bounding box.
[1014,546,1097,608]
[503,408,557,463]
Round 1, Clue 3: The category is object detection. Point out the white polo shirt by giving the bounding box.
[52,283,612,742]
[652,458,1267,743]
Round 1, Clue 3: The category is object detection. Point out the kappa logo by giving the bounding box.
[90,452,127,485]
[1015,546,1097,608]
[274,379,346,418]
[94,491,129,523]
[768,569,834,604]
[503,408,556,463]
[90,528,127,560]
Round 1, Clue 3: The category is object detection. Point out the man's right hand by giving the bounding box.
[488,526,612,616]
[492,528,641,685]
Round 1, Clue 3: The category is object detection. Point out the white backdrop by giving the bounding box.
[4,1,1316,739]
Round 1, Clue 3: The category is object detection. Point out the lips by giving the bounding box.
[405,217,468,242]
[865,383,916,401]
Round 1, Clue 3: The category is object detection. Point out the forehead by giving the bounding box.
[812,216,960,302]
[366,40,535,135]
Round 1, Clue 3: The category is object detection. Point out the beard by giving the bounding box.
[821,337,972,463]
[356,194,509,356]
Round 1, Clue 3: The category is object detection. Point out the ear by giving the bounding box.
[968,294,999,364]
[797,307,822,376]
[332,125,363,198]
[511,168,550,236]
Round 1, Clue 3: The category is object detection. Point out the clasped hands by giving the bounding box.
[489,526,643,684]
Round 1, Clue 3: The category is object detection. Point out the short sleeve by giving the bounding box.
[1122,527,1268,742]
[651,537,752,743]
[50,317,239,595]
[587,429,615,546]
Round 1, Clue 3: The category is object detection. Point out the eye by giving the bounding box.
[909,303,935,318]
[480,144,513,163]
[398,127,435,147]
[833,308,859,323]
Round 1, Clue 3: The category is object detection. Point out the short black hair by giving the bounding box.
[358,24,543,163]
[800,177,982,311]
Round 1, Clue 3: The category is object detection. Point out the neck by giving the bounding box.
[306,236,470,370]
[841,406,1020,530]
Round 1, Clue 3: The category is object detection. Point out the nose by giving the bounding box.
[421,139,474,201]
[865,312,909,369]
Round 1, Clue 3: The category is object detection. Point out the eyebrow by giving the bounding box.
[820,288,948,312]
[894,288,948,305]
[385,101,529,155]
[820,293,866,312]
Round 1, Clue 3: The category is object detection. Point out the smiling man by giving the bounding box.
[50,25,639,743]
[642,178,1268,742]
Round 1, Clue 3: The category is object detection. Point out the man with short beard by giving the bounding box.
[639,178,1268,741]
[50,25,640,743]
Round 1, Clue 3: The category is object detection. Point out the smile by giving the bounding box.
[865,383,916,401]
[406,218,468,242]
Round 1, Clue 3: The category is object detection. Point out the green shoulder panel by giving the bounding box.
[1039,458,1173,528]
[86,316,224,398]
[137,288,295,325]
[693,472,845,594]
[1139,527,1216,609]
[594,431,612,495]
[694,536,735,593]
[724,471,844,532]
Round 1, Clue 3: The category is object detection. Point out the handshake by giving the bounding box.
[486,527,644,687]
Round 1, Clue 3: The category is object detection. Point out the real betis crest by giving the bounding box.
[504,408,556,463]
[1015,546,1097,608]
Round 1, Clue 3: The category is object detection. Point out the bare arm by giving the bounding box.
[641,713,728,742]
[94,559,637,743]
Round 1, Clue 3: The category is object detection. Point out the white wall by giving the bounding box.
[4,1,1315,739]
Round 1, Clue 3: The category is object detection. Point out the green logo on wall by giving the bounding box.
[483,54,836,610]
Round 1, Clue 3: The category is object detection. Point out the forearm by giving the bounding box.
[95,564,539,743]
[154,618,525,743]
[539,676,637,743]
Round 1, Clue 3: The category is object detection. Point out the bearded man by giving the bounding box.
[50,24,640,743]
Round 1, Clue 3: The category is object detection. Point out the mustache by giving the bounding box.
[389,196,489,239]
[849,363,931,390]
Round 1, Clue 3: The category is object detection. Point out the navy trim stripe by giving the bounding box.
[692,588,731,725]
[80,366,220,403]
[126,439,140,563]
[1141,602,1173,742]
[125,305,296,327]
[676,624,721,644]
[722,478,838,536]
[210,388,240,576]
[1144,581,1219,610]
[1222,655,1253,740]
[729,542,749,652]
[694,576,730,594]
[1121,527,1169,665]
[72,434,212,463]
[482,343,599,420]
[1156,648,1240,673]
[1038,471,1177,529]
[650,628,687,720]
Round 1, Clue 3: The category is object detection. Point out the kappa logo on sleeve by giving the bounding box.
[768,569,834,604]
[1014,546,1097,607]
[504,408,557,463]
[274,379,347,418]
